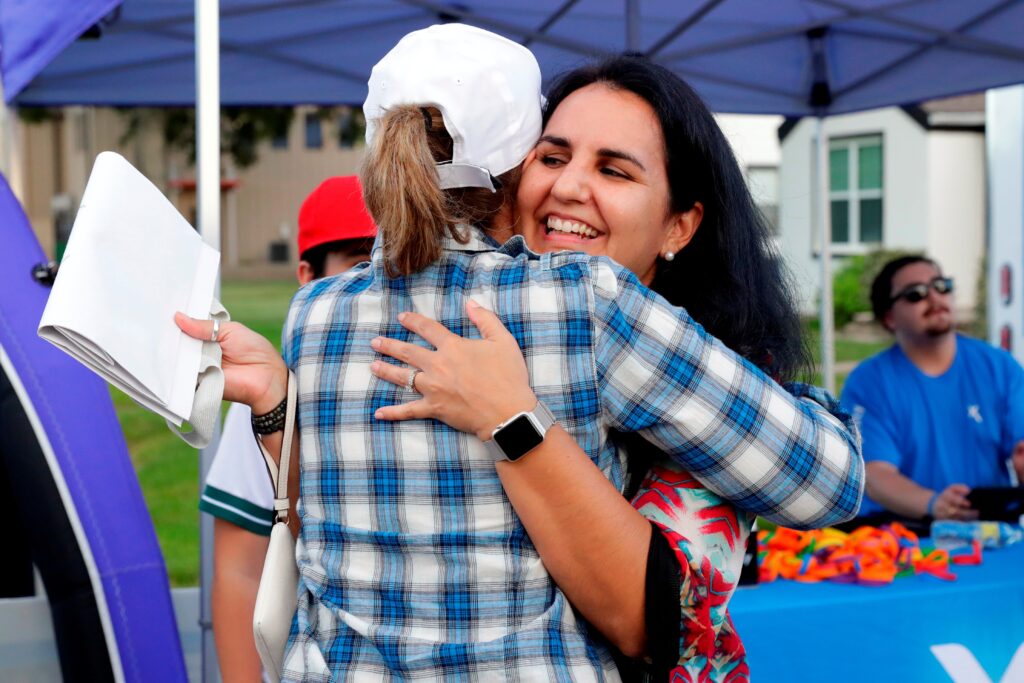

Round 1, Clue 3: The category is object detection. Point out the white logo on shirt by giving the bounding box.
[967,405,983,424]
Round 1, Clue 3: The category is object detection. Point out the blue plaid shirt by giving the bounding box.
[281,228,863,681]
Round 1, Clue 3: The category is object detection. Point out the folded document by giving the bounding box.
[38,152,220,429]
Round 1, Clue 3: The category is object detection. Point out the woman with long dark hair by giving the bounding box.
[370,55,856,681]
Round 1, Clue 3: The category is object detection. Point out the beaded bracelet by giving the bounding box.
[251,396,288,435]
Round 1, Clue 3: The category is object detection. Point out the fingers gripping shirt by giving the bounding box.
[280,228,863,680]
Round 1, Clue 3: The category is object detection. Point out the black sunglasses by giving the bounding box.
[890,277,954,305]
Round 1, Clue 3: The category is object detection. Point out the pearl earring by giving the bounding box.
[664,251,675,262]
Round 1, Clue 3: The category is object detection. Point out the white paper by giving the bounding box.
[38,152,219,425]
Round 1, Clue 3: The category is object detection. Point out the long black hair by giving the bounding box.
[543,56,809,381]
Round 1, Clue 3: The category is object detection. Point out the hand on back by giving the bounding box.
[370,300,538,442]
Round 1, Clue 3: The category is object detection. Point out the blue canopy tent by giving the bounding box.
[9,0,1024,115]
[8,0,1024,390]
[4,2,1024,681]
[0,0,121,100]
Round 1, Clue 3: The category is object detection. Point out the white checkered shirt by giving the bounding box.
[280,228,863,681]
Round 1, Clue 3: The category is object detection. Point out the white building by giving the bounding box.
[717,114,784,239]
[775,96,986,317]
[7,105,364,280]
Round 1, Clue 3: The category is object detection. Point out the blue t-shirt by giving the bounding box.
[840,335,1024,515]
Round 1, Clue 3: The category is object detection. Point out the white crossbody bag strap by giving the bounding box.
[252,370,299,683]
[256,371,297,520]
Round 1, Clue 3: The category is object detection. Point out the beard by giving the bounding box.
[925,321,953,337]
[923,305,954,337]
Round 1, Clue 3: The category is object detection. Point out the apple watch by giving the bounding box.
[484,401,556,462]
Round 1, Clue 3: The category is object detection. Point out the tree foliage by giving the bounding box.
[117,106,296,169]
[21,105,366,169]
[18,107,64,124]
[831,249,920,328]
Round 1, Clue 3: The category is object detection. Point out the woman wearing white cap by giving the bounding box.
[179,24,861,681]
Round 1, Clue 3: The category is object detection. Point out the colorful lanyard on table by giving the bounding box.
[757,523,981,585]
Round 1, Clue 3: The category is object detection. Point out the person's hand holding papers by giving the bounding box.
[174,314,288,417]
[38,152,224,447]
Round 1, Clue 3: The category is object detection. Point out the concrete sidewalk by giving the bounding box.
[0,587,202,683]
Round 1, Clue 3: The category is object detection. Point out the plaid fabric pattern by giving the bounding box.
[280,228,863,680]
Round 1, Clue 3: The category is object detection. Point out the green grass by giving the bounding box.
[114,384,202,586]
[116,283,887,586]
[801,325,890,391]
[835,338,890,363]
[219,280,297,347]
[112,279,295,586]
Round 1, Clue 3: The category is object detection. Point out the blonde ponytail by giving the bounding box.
[361,105,453,276]
[362,106,521,277]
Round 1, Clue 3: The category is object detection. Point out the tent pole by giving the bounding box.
[625,0,640,51]
[196,1,221,681]
[814,116,836,393]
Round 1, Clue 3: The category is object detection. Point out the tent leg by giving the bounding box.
[625,0,640,51]
[814,117,836,394]
[196,1,222,682]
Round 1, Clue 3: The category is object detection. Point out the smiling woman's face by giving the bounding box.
[515,82,700,285]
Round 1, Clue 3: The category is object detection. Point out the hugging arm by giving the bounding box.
[370,296,861,665]
[374,269,865,530]
[591,263,864,530]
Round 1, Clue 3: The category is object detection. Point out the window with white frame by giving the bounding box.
[829,135,883,245]
[746,165,780,235]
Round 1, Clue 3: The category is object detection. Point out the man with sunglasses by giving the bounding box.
[841,256,1024,524]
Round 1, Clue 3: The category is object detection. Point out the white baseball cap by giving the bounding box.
[364,24,543,192]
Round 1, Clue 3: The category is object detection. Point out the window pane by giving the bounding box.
[305,114,322,149]
[831,200,849,242]
[859,143,882,190]
[860,198,883,242]
[337,109,355,148]
[830,147,849,191]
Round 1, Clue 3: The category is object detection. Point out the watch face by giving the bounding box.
[493,414,544,461]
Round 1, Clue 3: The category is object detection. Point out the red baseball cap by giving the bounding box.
[297,175,377,257]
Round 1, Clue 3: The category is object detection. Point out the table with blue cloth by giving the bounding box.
[730,542,1024,682]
